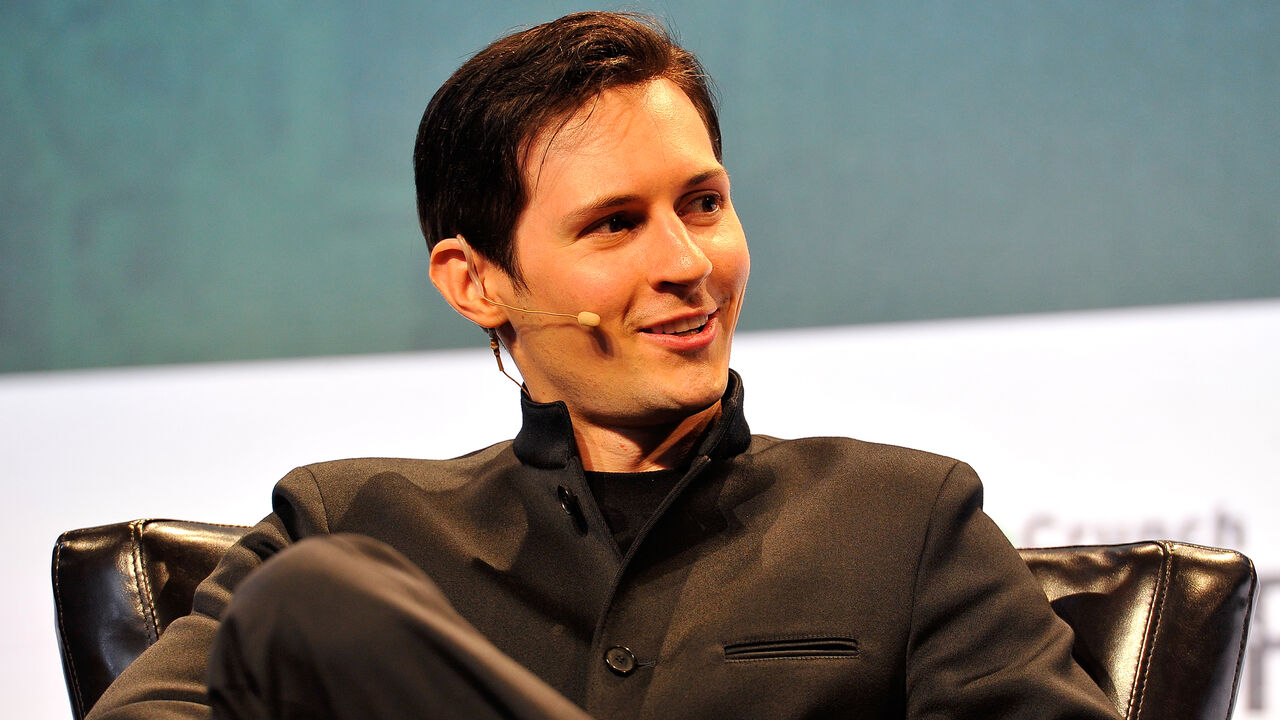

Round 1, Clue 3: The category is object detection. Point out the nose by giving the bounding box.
[648,214,713,290]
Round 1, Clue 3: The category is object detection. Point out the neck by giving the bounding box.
[572,402,720,473]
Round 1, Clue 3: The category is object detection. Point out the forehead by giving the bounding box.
[519,78,721,203]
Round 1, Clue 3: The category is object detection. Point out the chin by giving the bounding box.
[590,383,724,430]
[656,371,729,416]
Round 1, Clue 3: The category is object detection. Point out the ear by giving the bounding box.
[429,236,510,328]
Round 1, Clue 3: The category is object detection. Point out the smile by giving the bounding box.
[640,314,710,336]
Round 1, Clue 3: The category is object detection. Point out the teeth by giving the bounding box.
[648,315,709,335]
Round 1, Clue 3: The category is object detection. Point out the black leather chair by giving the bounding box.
[53,519,248,719]
[53,519,1256,720]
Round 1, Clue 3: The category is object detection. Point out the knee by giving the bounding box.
[226,534,462,649]
[229,535,366,620]
[222,535,437,646]
[210,535,436,713]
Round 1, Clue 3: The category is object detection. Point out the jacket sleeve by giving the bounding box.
[86,466,331,720]
[904,461,1121,720]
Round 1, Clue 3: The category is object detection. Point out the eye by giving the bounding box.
[680,192,723,220]
[585,212,639,236]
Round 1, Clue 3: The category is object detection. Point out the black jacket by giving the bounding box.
[89,372,1118,719]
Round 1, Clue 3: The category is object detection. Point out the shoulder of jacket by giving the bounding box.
[740,434,972,502]
[288,440,516,487]
[747,433,960,469]
[306,439,512,469]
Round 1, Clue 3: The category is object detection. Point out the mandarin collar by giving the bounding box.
[512,369,752,470]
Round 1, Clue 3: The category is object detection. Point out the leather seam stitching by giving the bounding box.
[1225,549,1258,719]
[53,536,87,718]
[129,519,161,644]
[1131,541,1173,720]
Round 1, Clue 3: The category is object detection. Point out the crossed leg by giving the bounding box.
[208,534,596,720]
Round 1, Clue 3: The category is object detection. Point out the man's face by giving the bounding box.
[498,77,749,428]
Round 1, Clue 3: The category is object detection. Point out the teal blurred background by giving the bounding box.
[3,1,1277,373]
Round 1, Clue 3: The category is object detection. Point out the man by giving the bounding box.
[88,12,1119,720]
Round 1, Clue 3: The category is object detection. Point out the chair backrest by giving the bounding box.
[52,521,1256,720]
[1022,542,1255,720]
[52,519,248,720]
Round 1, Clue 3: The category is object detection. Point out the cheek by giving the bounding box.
[517,246,617,302]
[558,261,637,311]
[710,235,751,290]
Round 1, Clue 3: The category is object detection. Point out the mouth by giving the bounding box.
[640,313,711,337]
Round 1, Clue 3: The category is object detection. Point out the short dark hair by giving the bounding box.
[413,12,720,286]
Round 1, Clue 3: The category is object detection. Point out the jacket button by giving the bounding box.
[604,646,637,676]
[557,486,588,535]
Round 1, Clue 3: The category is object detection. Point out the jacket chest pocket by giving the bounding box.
[723,636,860,662]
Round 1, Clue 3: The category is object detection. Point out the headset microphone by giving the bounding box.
[479,298,600,327]
[455,235,601,327]
[454,234,600,393]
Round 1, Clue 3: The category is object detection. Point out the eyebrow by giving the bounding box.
[563,167,729,225]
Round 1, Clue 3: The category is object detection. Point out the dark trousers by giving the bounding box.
[207,534,596,720]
